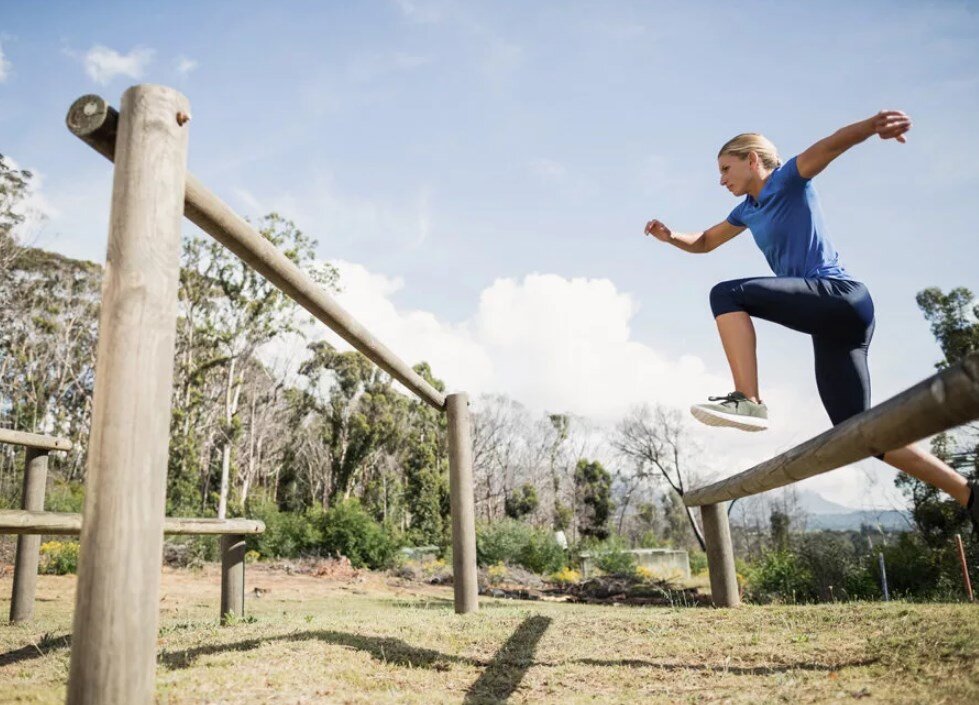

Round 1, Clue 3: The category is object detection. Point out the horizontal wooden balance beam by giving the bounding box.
[0,510,265,536]
[0,429,72,452]
[65,95,445,412]
[684,352,979,507]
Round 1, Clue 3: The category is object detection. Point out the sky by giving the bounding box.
[2,0,978,511]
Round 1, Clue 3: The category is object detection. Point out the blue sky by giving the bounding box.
[2,0,978,508]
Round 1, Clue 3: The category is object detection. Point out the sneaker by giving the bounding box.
[690,392,769,432]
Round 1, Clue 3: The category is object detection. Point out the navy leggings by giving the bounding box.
[709,277,875,426]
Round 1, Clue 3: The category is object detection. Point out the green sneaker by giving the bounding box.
[690,392,769,432]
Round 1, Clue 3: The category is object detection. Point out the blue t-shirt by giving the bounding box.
[726,156,850,280]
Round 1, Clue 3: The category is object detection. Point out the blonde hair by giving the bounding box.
[718,133,782,170]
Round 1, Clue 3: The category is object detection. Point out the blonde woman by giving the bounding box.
[644,111,977,525]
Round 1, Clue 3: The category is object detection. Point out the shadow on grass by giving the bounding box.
[576,657,879,675]
[464,615,551,705]
[0,633,72,667]
[160,615,552,704]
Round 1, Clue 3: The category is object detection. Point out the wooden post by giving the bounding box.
[878,553,890,601]
[9,448,49,623]
[701,503,740,607]
[220,535,246,624]
[955,534,974,602]
[66,84,190,705]
[446,392,478,614]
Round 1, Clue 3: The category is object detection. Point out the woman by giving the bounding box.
[644,110,977,524]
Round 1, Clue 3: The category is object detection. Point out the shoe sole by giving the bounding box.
[690,405,769,432]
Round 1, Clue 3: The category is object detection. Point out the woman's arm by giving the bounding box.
[644,219,745,253]
[796,110,912,179]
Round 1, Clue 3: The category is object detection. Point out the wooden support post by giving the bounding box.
[701,503,740,608]
[9,448,49,623]
[446,392,478,614]
[220,535,246,624]
[66,85,190,705]
[955,534,974,602]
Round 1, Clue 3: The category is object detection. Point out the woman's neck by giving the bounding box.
[748,169,774,199]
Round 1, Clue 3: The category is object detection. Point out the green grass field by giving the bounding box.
[1,566,977,704]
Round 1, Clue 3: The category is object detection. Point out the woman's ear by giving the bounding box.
[747,151,759,170]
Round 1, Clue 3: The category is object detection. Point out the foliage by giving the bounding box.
[745,550,812,602]
[688,550,708,576]
[476,519,566,574]
[39,541,80,575]
[549,567,581,585]
[590,537,638,576]
[486,562,508,585]
[574,459,613,541]
[246,501,324,558]
[504,483,539,520]
[318,499,399,570]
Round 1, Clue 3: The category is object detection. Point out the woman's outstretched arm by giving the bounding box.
[796,110,912,179]
[644,219,745,253]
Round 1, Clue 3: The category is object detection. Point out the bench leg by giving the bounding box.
[701,503,740,608]
[10,449,49,623]
[220,534,246,624]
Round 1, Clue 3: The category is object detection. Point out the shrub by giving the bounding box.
[476,519,566,574]
[246,501,324,558]
[745,550,812,602]
[592,538,638,576]
[549,567,581,585]
[487,562,508,585]
[688,551,708,576]
[39,541,79,575]
[318,499,397,570]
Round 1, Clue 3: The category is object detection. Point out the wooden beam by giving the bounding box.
[684,353,979,507]
[0,510,265,536]
[0,428,72,452]
[66,94,447,412]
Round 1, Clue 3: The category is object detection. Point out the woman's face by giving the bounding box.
[717,153,755,197]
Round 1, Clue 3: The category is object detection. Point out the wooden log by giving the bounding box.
[9,449,49,623]
[0,510,265,536]
[66,85,190,705]
[446,393,478,614]
[220,535,246,624]
[0,428,72,452]
[701,503,740,608]
[684,353,979,507]
[66,95,446,412]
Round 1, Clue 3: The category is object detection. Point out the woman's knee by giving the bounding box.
[709,279,746,317]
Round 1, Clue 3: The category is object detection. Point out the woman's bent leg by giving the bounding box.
[715,312,760,402]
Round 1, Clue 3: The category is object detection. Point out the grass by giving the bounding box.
[1,566,977,704]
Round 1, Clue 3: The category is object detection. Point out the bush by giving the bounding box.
[688,550,708,576]
[487,562,508,585]
[39,540,79,574]
[476,519,566,574]
[592,538,638,576]
[246,501,324,558]
[549,567,581,585]
[318,499,398,570]
[745,550,812,602]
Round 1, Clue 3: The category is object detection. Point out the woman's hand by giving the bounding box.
[870,110,912,143]
[644,219,673,242]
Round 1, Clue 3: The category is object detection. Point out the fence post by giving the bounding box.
[9,448,49,623]
[700,502,740,607]
[446,392,478,614]
[220,535,247,624]
[66,85,190,705]
[954,534,974,602]
[878,553,890,601]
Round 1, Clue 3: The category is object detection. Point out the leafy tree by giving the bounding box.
[504,483,539,520]
[574,459,613,541]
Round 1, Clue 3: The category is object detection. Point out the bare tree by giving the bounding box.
[610,404,706,550]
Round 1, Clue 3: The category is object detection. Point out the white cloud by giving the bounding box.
[0,42,11,82]
[83,45,154,85]
[176,56,198,75]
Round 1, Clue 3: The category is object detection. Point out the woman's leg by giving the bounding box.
[882,446,970,506]
[715,312,760,402]
[812,335,971,506]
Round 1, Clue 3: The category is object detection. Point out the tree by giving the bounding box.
[504,483,539,520]
[574,459,613,541]
[610,404,707,550]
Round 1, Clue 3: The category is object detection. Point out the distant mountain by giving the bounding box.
[730,488,911,532]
